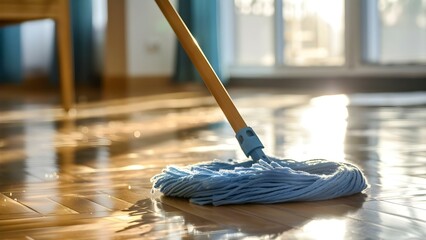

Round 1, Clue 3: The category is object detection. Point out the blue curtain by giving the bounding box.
[70,0,97,86]
[0,0,97,86]
[0,26,22,83]
[175,0,223,83]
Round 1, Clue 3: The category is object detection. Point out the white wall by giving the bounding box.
[126,0,176,77]
[21,20,55,79]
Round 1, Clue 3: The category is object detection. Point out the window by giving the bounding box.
[283,0,344,66]
[364,0,426,64]
[230,0,426,77]
[234,0,275,66]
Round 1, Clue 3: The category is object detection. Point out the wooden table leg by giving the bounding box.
[56,0,75,112]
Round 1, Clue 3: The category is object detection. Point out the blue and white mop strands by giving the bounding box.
[151,157,368,206]
[152,127,368,206]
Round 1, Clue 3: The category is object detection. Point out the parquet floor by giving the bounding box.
[0,87,425,239]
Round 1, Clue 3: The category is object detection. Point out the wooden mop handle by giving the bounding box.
[155,0,247,133]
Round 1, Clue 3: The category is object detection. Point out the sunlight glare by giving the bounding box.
[303,219,346,240]
[298,94,349,160]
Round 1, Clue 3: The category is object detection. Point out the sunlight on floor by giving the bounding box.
[287,94,349,160]
[302,218,346,240]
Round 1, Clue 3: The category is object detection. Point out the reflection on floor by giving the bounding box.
[0,88,425,239]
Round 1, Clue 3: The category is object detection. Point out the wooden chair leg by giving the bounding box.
[55,0,75,112]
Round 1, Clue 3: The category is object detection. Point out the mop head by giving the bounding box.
[151,157,368,206]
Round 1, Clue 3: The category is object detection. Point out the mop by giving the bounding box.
[151,0,368,206]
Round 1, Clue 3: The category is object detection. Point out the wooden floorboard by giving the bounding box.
[0,88,425,239]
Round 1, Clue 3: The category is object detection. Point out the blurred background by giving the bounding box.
[1,1,426,238]
[0,0,425,105]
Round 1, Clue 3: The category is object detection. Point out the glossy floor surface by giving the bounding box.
[0,87,426,239]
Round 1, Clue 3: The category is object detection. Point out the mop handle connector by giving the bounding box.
[236,127,268,161]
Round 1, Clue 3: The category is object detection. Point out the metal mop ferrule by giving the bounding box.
[236,127,269,161]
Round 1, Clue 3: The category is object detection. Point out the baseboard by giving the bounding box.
[127,76,172,88]
[102,75,176,97]
[229,76,426,93]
